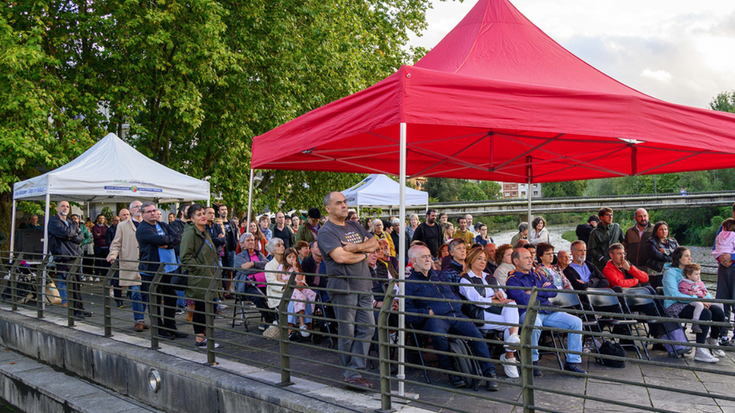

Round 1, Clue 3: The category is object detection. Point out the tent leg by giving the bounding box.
[10,199,17,258]
[527,178,532,225]
[42,193,51,312]
[398,122,407,397]
[356,204,360,219]
[246,169,254,228]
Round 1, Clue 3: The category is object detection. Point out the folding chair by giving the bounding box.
[548,291,600,363]
[407,322,431,384]
[586,288,643,360]
[621,287,678,360]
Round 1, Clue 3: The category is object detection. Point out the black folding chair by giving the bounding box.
[546,291,598,367]
[407,322,431,384]
[621,287,678,360]
[586,288,643,360]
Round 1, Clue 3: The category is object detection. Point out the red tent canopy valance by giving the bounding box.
[252,0,735,183]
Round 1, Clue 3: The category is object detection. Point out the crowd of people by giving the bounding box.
[39,197,735,391]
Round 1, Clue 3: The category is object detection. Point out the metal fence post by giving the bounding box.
[149,263,165,350]
[9,253,24,312]
[277,270,298,387]
[67,257,82,327]
[35,257,50,319]
[376,279,396,413]
[102,262,119,337]
[204,267,223,365]
[521,288,539,413]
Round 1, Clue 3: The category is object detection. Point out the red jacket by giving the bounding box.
[602,260,648,288]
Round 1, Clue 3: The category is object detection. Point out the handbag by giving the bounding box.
[45,280,62,305]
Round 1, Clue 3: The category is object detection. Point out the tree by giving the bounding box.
[542,181,586,197]
[0,0,436,246]
[423,178,465,202]
[459,182,486,201]
[710,91,735,113]
[479,181,502,200]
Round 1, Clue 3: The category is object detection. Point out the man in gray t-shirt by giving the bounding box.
[318,191,378,389]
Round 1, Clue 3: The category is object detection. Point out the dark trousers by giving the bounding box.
[58,263,84,310]
[422,314,496,376]
[679,303,726,343]
[93,246,110,276]
[141,273,178,330]
[192,299,206,335]
[716,264,735,325]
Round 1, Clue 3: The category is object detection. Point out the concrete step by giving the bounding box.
[0,347,162,413]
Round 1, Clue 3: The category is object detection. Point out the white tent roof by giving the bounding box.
[341,174,428,207]
[13,133,210,203]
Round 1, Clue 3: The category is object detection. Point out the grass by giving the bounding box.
[562,230,577,244]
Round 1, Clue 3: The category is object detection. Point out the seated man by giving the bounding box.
[506,248,587,376]
[405,245,500,391]
[564,240,609,291]
[602,243,649,288]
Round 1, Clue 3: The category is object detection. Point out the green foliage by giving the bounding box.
[423,178,465,202]
[479,181,502,200]
[542,181,587,198]
[100,207,114,223]
[710,91,735,113]
[459,182,486,201]
[562,230,577,244]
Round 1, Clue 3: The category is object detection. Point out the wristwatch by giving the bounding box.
[363,252,368,260]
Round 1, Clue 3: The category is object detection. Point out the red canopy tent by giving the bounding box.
[252,0,735,182]
[250,0,735,395]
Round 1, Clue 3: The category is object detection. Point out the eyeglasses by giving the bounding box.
[418,255,433,260]
[604,213,613,217]
[143,209,157,214]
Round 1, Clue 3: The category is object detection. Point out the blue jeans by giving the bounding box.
[58,279,67,304]
[422,314,496,376]
[129,285,148,322]
[521,311,583,364]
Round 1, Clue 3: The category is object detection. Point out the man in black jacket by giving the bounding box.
[217,204,238,295]
[563,240,609,292]
[48,201,90,318]
[136,202,185,339]
[411,209,443,257]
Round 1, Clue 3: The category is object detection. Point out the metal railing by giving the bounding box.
[2,251,735,412]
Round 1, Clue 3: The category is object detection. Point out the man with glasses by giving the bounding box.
[48,200,91,319]
[602,243,649,288]
[588,207,624,271]
[108,201,146,331]
[136,202,186,339]
[411,209,443,258]
[405,244,501,390]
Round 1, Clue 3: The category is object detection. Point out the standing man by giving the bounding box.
[576,215,600,246]
[272,211,294,249]
[218,204,238,295]
[411,209,443,258]
[588,207,624,271]
[624,208,653,273]
[137,202,186,339]
[205,207,226,252]
[452,216,475,246]
[484,243,498,276]
[465,214,477,238]
[318,191,378,389]
[107,201,146,331]
[48,201,91,319]
[296,208,321,244]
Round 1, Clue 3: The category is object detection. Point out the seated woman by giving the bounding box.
[492,244,515,286]
[646,221,678,289]
[459,247,521,378]
[535,243,572,289]
[264,238,286,322]
[662,246,726,363]
[282,248,316,339]
[529,217,550,246]
[233,233,272,325]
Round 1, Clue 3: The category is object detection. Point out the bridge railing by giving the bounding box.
[3,251,735,413]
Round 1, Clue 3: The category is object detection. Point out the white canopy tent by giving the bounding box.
[341,174,429,216]
[10,132,210,258]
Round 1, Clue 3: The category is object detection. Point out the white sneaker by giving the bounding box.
[694,347,719,363]
[299,325,311,338]
[506,333,521,345]
[500,353,519,378]
[706,337,726,357]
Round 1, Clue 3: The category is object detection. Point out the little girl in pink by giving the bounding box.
[712,218,735,258]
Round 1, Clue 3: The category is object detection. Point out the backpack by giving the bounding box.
[448,338,482,390]
[595,341,626,368]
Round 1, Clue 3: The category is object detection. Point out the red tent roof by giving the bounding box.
[252,0,735,183]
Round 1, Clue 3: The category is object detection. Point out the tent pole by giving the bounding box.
[526,156,533,225]
[246,169,254,229]
[9,199,17,258]
[42,193,51,312]
[398,122,407,397]
[527,178,532,225]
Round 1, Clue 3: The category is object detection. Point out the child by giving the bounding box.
[712,218,735,258]
[679,263,721,333]
[280,248,316,338]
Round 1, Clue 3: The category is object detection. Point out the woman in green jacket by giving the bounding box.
[180,204,219,347]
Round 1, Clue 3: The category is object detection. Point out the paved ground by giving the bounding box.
[3,280,735,413]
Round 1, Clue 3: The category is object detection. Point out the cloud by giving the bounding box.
[640,69,674,83]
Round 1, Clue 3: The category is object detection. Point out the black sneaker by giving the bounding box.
[719,338,735,349]
[72,311,85,320]
[485,372,499,391]
[158,331,175,340]
[448,375,466,388]
[78,310,93,317]
[532,361,543,377]
[563,363,587,375]
[172,331,189,339]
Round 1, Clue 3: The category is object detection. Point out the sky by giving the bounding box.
[408,0,735,109]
